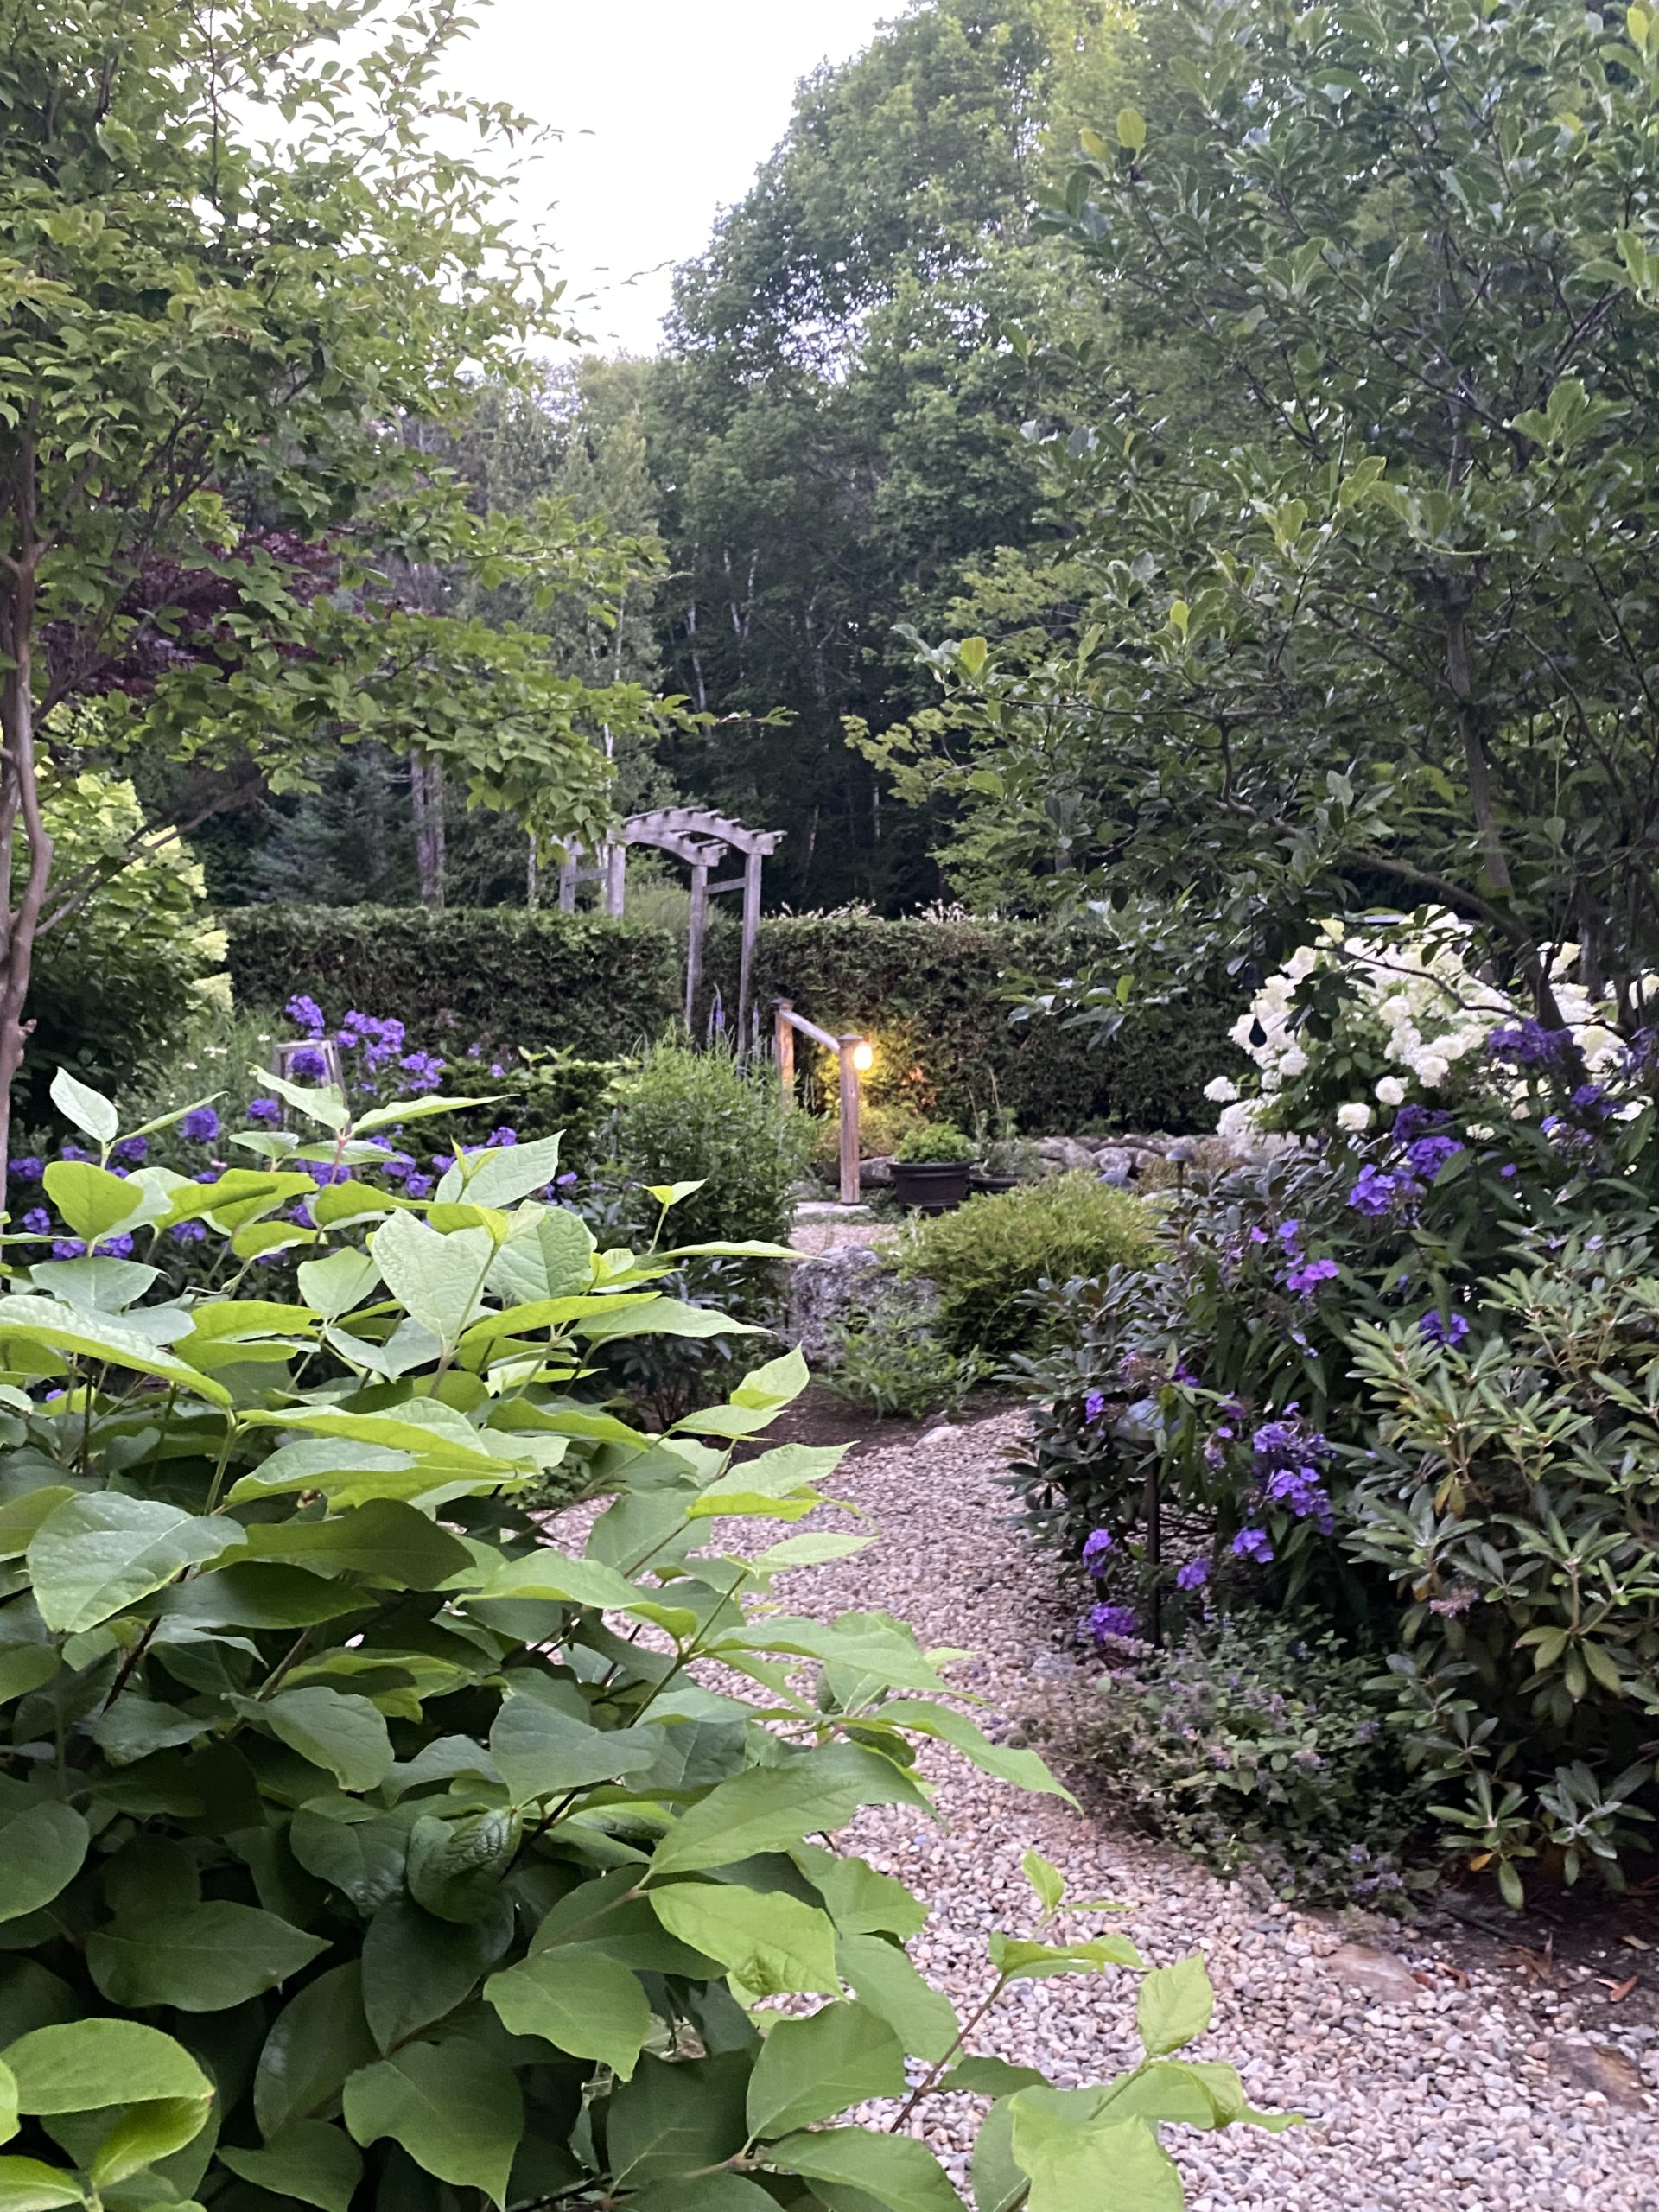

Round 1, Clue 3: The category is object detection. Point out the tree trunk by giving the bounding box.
[1443,597,1512,898]
[0,441,54,1216]
[526,830,538,913]
[410,753,446,911]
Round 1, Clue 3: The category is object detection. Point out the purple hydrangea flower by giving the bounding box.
[1419,1309,1470,1348]
[51,1239,86,1260]
[1231,1526,1275,1564]
[180,1106,220,1144]
[1265,1465,1333,1528]
[1406,1135,1463,1182]
[398,1052,446,1093]
[114,1135,149,1164]
[246,1097,283,1126]
[21,1209,50,1235]
[1285,1255,1338,1294]
[1176,1558,1211,1592]
[8,1156,42,1184]
[1086,1602,1138,1647]
[1081,1529,1114,1574]
[93,1234,135,1259]
[285,1201,315,1227]
[1488,1020,1572,1071]
[286,994,326,1037]
[1570,1083,1613,1122]
[289,1047,328,1084]
[1083,1388,1107,1425]
[169,1221,207,1245]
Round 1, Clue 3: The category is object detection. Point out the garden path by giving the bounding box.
[766,1408,1657,2212]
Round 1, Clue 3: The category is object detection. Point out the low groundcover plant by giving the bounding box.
[0,1066,1288,2209]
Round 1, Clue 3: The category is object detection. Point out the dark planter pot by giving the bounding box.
[969,1171,1020,1196]
[891,1160,973,1213]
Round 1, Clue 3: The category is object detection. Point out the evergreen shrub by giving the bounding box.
[738,913,1243,1133]
[223,906,681,1059]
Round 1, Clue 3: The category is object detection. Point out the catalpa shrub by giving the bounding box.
[0,1069,1287,2210]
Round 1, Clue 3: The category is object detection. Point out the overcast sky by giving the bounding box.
[441,1,900,357]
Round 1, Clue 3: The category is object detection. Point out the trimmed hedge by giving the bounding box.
[223,905,681,1058]
[731,914,1244,1134]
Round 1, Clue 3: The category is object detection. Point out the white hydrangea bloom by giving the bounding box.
[1204,1076,1241,1103]
[1337,1103,1372,1132]
[1376,1075,1406,1105]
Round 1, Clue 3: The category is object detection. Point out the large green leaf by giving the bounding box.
[1136,1956,1213,2057]
[405,1809,518,1923]
[652,1745,924,1877]
[0,1297,232,1406]
[438,1134,562,1210]
[86,2091,214,2190]
[745,2001,906,2139]
[648,1884,842,1998]
[3,2020,209,2111]
[260,1687,395,1792]
[241,1498,475,1586]
[486,1209,594,1303]
[487,1694,659,1805]
[343,2040,522,2206]
[485,1947,652,2080]
[28,1496,242,1634]
[837,1934,959,2065]
[876,1701,1077,1805]
[1007,2091,1182,2212]
[370,1213,495,1346]
[49,1069,118,1146]
[219,2120,362,2212]
[766,2125,964,2211]
[575,1298,766,1342]
[87,1899,327,2012]
[605,2054,751,2188]
[41,1163,145,1246]
[0,1802,86,1926]
[253,1963,378,2139]
[0,2155,83,2208]
[289,1803,412,1915]
[474,1549,644,1612]
[296,1248,383,1321]
[360,1895,514,2053]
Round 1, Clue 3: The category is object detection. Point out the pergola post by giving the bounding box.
[686,858,709,1028]
[836,1035,861,1207]
[774,999,795,1104]
[738,847,763,1043]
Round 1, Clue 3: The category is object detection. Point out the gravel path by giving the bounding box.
[760,1408,1659,2212]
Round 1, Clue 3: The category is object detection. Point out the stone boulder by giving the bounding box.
[785,1245,938,1367]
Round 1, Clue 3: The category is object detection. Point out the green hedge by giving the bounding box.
[731,914,1244,1134]
[223,906,682,1058]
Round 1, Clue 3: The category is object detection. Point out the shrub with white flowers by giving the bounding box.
[1204,908,1638,1141]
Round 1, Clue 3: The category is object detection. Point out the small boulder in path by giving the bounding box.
[1324,1942,1422,2005]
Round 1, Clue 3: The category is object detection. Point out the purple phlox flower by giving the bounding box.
[1231,1526,1275,1564]
[193,1168,219,1185]
[305,1160,346,1186]
[180,1106,220,1144]
[1083,1388,1108,1425]
[1570,1082,1614,1122]
[1086,1602,1139,1648]
[1488,1020,1572,1071]
[289,1047,329,1084]
[1248,1224,1269,1243]
[1499,1162,1518,1179]
[1170,1357,1201,1388]
[94,1233,135,1259]
[285,993,326,1037]
[1418,1308,1471,1348]
[1540,1115,1595,1158]
[1406,1134,1463,1183]
[339,1011,406,1071]
[1624,1028,1659,1074]
[489,1062,507,1077]
[285,1201,315,1227]
[114,1135,149,1164]
[169,1221,207,1245]
[1285,1255,1339,1295]
[8,1156,42,1185]
[487,1126,518,1147]
[1275,1219,1301,1246]
[21,1208,52,1235]
[59,1144,89,1164]
[1081,1529,1114,1575]
[1176,1557,1211,1592]
[1391,1103,1442,1147]
[1252,1416,1328,1467]
[375,1150,416,1181]
[403,1173,434,1200]
[430,1152,454,1174]
[246,1097,283,1126]
[111,1165,130,1179]
[555,1171,577,1189]
[1349,1161,1420,1217]
[51,1239,86,1261]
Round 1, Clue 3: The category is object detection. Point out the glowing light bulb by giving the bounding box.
[852,1040,874,1073]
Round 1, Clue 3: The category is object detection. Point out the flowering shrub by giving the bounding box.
[0,1063,1288,2208]
[1016,912,1659,1897]
[1064,1614,1431,1906]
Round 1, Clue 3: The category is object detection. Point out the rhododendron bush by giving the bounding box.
[1014,912,1659,1903]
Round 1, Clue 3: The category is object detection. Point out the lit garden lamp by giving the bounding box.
[852,1039,875,1076]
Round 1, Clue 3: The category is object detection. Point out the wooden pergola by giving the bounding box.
[557,807,784,1039]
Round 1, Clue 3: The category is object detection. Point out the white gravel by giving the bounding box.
[760,1408,1659,2211]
